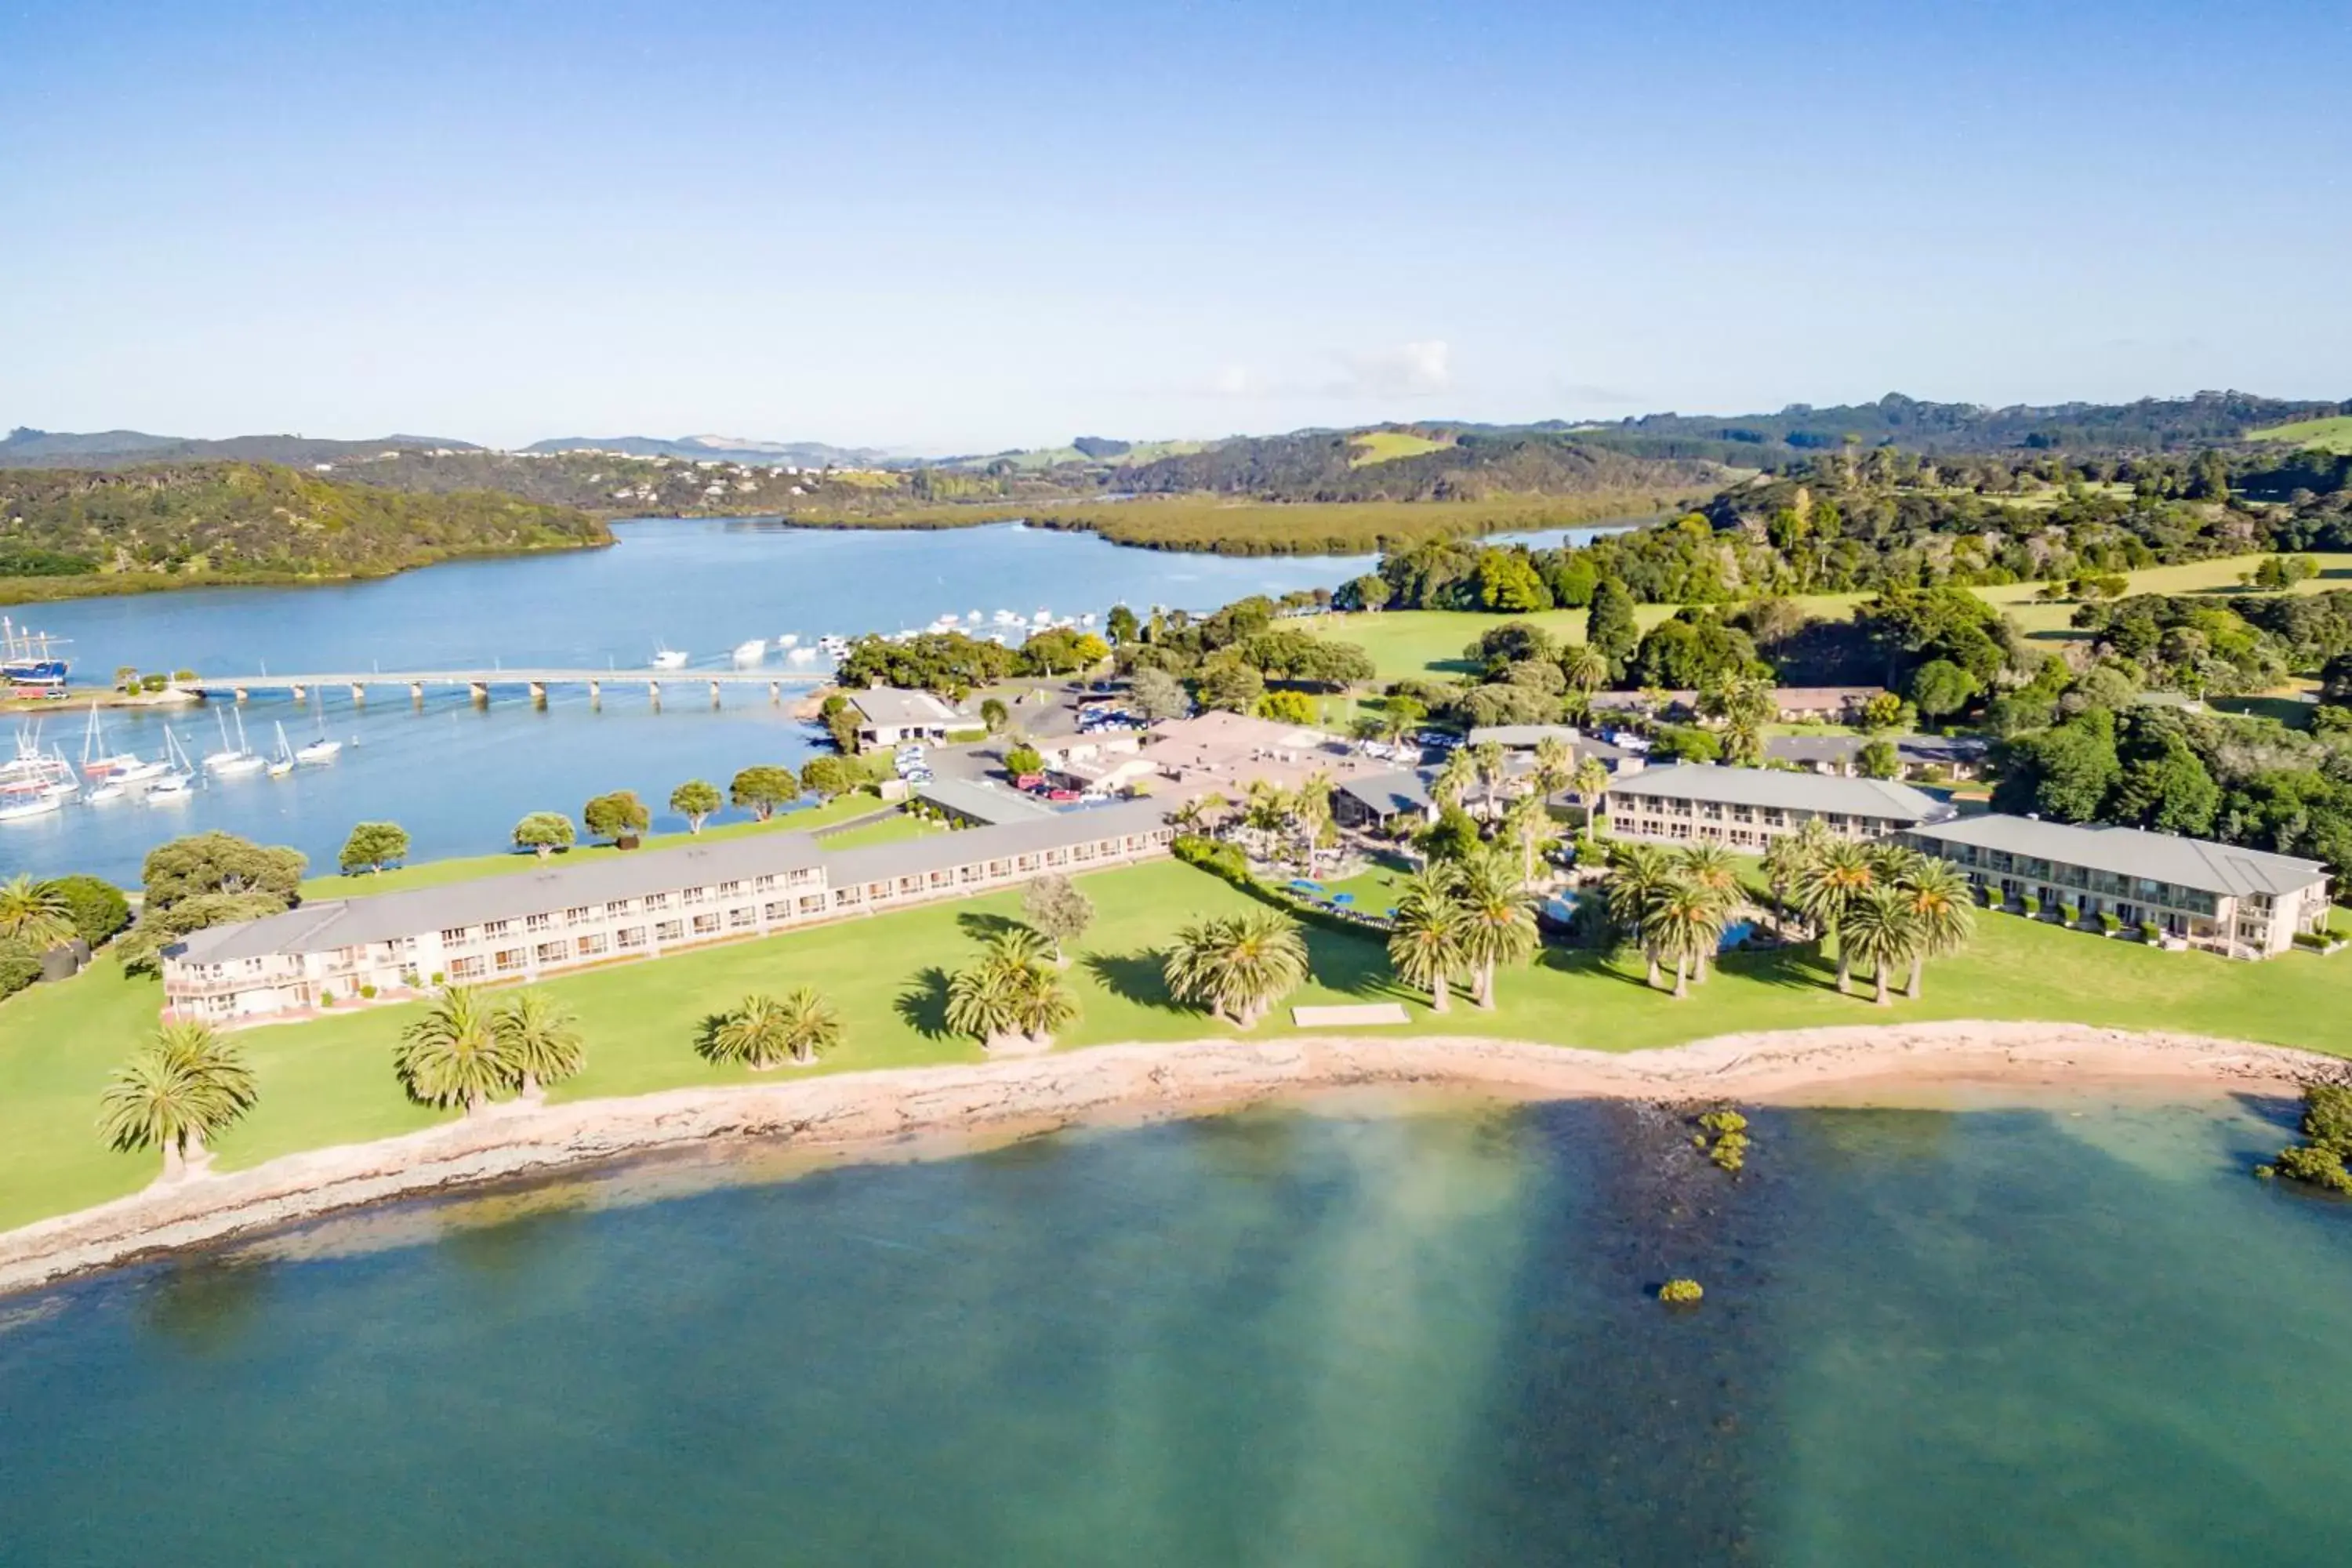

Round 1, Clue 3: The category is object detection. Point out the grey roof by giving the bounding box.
[825,799,1169,887]
[1766,734,1991,767]
[851,688,957,726]
[913,776,1054,824]
[1907,814,2328,898]
[1609,764,1952,823]
[1337,768,1437,817]
[174,829,830,962]
[1469,724,1582,748]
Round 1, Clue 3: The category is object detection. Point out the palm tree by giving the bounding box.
[1573,757,1612,826]
[1606,842,1676,989]
[1501,795,1563,885]
[1387,864,1468,1012]
[395,986,516,1113]
[1290,771,1335,869]
[1531,734,1573,802]
[948,927,1072,1051]
[1454,851,1537,1008]
[1163,908,1309,1026]
[1243,780,1291,863]
[98,1021,259,1181]
[1470,740,1508,822]
[1761,819,1833,936]
[774,985,842,1064]
[0,874,74,953]
[1724,711,1765,768]
[1795,839,1878,994]
[1896,858,1976,999]
[1432,748,1478,816]
[1674,844,1741,984]
[1837,886,1922,1005]
[1650,878,1728,999]
[1563,642,1609,695]
[494,988,585,1098]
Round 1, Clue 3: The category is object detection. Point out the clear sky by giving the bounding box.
[3,0,2347,453]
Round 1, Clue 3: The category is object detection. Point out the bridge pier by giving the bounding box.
[648,681,661,710]
[710,680,723,709]
[529,681,548,708]
[470,681,489,708]
[290,684,306,702]
[410,682,425,707]
[769,681,781,704]
[350,683,366,706]
[232,686,250,703]
[587,679,601,708]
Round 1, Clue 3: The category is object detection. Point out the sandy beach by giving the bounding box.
[0,1019,2322,1297]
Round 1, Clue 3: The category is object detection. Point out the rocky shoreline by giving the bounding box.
[0,1021,2321,1297]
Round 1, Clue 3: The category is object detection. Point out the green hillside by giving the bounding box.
[2251,416,2352,454]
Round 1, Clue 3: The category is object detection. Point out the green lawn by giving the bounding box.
[2250,415,2352,454]
[1348,430,1454,466]
[7,858,2349,1234]
[300,791,891,899]
[1311,550,2352,681]
[813,810,944,849]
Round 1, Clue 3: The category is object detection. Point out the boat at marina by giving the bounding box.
[205,709,265,777]
[731,638,768,665]
[78,705,147,779]
[786,646,818,663]
[0,785,63,822]
[268,722,298,778]
[295,693,343,764]
[0,616,70,687]
[652,644,691,670]
[777,633,799,648]
[144,727,196,803]
[84,778,127,804]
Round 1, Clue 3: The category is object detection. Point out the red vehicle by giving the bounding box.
[1047,788,1081,803]
[1015,772,1047,791]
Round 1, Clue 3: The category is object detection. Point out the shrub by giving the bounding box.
[2099,911,2122,935]
[1696,1109,1747,1136]
[430,971,445,985]
[358,983,378,1000]
[0,942,42,1003]
[319,989,336,1006]
[1657,1279,1704,1305]
[2060,903,2081,927]
[2293,930,2331,952]
[41,873,132,947]
[2020,895,2041,917]
[2140,920,2161,943]
[1172,833,1248,881]
[2274,1144,2352,1192]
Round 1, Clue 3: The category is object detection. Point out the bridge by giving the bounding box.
[190,668,833,709]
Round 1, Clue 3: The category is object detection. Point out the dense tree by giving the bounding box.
[1003,744,1047,777]
[39,873,131,948]
[1127,666,1190,721]
[512,811,576,858]
[1993,710,2122,822]
[141,832,304,914]
[1196,658,1265,713]
[1257,690,1319,726]
[728,765,800,821]
[1105,604,1142,644]
[798,755,863,802]
[1022,875,1094,964]
[1585,578,1640,674]
[338,821,411,877]
[1908,659,1980,720]
[582,790,651,843]
[670,779,721,833]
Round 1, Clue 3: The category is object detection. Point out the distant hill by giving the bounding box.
[0,426,476,470]
[521,434,892,467]
[1573,390,2352,460]
[0,462,607,600]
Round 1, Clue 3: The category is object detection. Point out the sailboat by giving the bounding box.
[80,703,143,778]
[295,691,342,764]
[268,722,298,777]
[145,727,196,803]
[208,709,264,777]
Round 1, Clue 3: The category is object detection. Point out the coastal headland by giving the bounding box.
[0,1020,2314,1298]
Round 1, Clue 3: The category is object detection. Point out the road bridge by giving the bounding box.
[189,668,832,709]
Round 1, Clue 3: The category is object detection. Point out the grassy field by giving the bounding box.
[2250,415,2352,454]
[1310,550,2352,681]
[812,810,942,849]
[4,857,2347,1233]
[299,792,891,899]
[1348,431,1454,466]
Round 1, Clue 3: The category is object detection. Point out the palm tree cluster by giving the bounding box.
[946,927,1077,1052]
[1230,775,1338,872]
[394,985,586,1114]
[1385,849,1539,1011]
[699,986,842,1069]
[1771,830,1976,1003]
[1604,842,1744,998]
[0,874,76,953]
[1163,907,1309,1026]
[99,1020,260,1181]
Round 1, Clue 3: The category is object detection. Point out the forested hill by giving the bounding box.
[1111,426,1727,501]
[1577,390,2351,461]
[0,426,478,469]
[0,463,609,596]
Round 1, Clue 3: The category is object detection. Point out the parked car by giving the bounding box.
[1047,788,1081,803]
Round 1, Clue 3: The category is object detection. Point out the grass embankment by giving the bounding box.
[1349,431,1455,466]
[1310,551,2352,681]
[2250,416,2352,454]
[5,858,2349,1234]
[778,493,1701,557]
[299,793,892,900]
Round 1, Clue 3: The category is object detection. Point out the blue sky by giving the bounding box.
[2,0,2346,452]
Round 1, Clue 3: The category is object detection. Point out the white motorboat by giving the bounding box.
[777,633,799,648]
[110,757,169,786]
[85,779,128,804]
[732,638,768,666]
[0,787,61,822]
[652,645,691,670]
[786,646,818,663]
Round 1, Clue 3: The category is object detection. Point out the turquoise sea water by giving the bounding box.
[3,1091,2347,1564]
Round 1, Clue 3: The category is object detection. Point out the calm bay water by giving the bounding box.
[2,520,1613,884]
[3,1091,2347,1565]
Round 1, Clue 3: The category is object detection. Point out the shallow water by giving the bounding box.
[5,1091,2340,1565]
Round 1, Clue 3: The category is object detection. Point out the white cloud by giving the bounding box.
[1333,339,1452,398]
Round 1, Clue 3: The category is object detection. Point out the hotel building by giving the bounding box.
[1605,764,1955,851]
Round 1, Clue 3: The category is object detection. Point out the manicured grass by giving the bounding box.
[7,858,2348,1234]
[2250,415,2352,454]
[299,792,890,898]
[1312,550,2352,681]
[1348,430,1454,466]
[814,811,944,849]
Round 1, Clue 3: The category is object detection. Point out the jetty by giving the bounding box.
[187,668,830,709]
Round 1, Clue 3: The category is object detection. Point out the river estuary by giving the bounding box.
[0,520,1605,885]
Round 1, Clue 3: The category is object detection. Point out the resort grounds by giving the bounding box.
[3,855,2348,1236]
